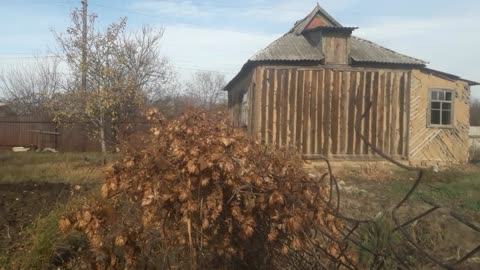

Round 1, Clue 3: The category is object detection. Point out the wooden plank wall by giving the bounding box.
[255,67,410,160]
[408,69,470,165]
[323,33,350,65]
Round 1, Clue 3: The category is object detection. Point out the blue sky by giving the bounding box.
[0,0,479,98]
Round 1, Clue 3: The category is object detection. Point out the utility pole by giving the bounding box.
[81,0,88,92]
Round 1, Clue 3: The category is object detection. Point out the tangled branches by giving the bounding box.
[60,111,355,269]
[59,108,480,269]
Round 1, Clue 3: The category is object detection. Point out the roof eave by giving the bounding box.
[303,26,358,34]
[224,61,252,91]
[351,59,427,67]
[422,67,480,86]
[225,59,325,91]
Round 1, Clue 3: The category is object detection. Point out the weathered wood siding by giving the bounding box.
[322,33,350,65]
[228,69,256,131]
[408,69,470,165]
[247,66,410,160]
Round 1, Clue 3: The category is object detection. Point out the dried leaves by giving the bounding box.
[60,110,351,269]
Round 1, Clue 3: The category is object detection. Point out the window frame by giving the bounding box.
[427,88,455,129]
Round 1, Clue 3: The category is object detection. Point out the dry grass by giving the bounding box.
[0,152,108,184]
[1,195,95,270]
[329,164,480,269]
[0,151,108,270]
[2,152,479,269]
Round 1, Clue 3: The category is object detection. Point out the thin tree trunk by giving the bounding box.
[100,114,107,153]
[100,127,107,153]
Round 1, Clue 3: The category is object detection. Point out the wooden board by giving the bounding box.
[246,66,411,160]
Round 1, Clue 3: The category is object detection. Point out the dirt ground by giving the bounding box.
[0,182,71,252]
[307,161,480,269]
[1,152,479,269]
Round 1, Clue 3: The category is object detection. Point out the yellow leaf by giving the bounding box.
[186,160,197,174]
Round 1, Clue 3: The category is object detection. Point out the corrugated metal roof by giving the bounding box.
[248,34,425,65]
[350,37,426,65]
[249,4,425,66]
[225,4,477,90]
[250,33,324,62]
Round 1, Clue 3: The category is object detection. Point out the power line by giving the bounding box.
[0,55,59,60]
[89,1,311,17]
[89,2,158,18]
[0,1,76,7]
[0,55,237,75]
[173,66,236,75]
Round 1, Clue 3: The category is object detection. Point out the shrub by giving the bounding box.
[60,111,353,269]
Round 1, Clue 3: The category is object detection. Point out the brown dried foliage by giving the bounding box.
[60,111,352,269]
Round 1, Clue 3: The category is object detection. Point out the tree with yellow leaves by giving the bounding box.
[50,7,175,152]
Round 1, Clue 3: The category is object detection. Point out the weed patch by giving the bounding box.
[0,152,107,184]
[391,170,480,211]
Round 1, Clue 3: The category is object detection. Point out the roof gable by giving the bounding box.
[306,16,331,29]
[225,4,478,90]
[292,4,342,35]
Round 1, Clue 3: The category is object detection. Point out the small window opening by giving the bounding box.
[429,89,453,127]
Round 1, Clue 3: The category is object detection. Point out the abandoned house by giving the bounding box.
[225,4,479,165]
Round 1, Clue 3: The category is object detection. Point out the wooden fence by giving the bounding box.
[0,116,153,152]
[0,116,100,152]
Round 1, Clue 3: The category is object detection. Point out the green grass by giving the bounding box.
[0,152,109,184]
[390,169,480,211]
[0,151,107,269]
[356,217,417,269]
[1,197,92,270]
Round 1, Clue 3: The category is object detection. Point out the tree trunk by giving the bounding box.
[100,126,107,153]
[100,113,107,153]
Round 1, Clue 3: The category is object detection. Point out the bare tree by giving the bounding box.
[184,71,227,110]
[0,57,61,116]
[51,8,176,152]
[471,98,480,126]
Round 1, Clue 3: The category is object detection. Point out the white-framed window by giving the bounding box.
[428,89,454,128]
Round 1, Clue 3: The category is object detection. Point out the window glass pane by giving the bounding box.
[431,110,441,125]
[442,111,452,125]
[431,91,439,100]
[442,103,451,110]
[439,91,445,101]
[431,102,441,109]
[445,92,453,101]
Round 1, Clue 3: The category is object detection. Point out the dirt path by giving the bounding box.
[0,182,71,252]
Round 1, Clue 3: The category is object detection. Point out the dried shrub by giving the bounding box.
[60,111,353,269]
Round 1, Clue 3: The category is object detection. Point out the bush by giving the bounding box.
[60,111,353,269]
